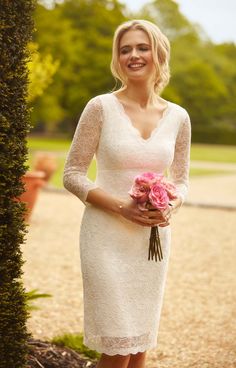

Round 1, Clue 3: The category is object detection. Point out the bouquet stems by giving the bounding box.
[148,226,163,262]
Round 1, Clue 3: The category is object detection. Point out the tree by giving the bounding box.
[172,60,227,125]
[27,42,59,103]
[0,1,35,366]
[32,0,126,134]
[141,0,236,144]
[140,0,200,42]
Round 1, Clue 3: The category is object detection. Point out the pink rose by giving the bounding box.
[161,181,177,200]
[128,183,149,203]
[134,172,163,187]
[148,183,169,209]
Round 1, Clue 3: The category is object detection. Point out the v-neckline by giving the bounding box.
[110,93,171,143]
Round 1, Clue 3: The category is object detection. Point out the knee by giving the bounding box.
[130,351,146,360]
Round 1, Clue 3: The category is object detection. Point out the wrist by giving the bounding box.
[114,200,125,215]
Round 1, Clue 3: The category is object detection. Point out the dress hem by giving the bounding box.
[83,339,158,356]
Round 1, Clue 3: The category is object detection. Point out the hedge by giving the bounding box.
[0,1,36,367]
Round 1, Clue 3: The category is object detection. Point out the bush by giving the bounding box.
[0,1,36,367]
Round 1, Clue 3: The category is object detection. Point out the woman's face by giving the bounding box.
[118,29,156,83]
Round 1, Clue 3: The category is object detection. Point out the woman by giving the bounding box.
[63,19,191,368]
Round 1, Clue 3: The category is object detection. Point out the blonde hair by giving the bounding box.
[110,19,170,94]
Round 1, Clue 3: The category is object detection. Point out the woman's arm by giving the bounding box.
[63,97,103,204]
[168,112,191,213]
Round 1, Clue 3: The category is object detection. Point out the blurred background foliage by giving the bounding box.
[27,42,59,103]
[30,0,236,145]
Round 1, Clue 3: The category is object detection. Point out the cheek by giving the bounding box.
[146,51,154,65]
[119,54,129,66]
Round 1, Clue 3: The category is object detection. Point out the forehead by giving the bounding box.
[119,29,150,47]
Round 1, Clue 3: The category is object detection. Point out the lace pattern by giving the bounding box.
[63,97,103,204]
[168,112,191,205]
[83,332,157,356]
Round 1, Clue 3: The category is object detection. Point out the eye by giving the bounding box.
[120,47,130,55]
[139,46,150,52]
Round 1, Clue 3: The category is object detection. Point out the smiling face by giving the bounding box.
[118,29,156,84]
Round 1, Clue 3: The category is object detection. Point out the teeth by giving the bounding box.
[129,64,144,68]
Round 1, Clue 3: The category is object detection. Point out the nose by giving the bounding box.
[130,47,139,59]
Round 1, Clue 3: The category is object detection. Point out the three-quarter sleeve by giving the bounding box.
[169,111,191,205]
[63,97,103,204]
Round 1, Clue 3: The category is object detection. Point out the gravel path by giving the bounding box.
[22,175,236,367]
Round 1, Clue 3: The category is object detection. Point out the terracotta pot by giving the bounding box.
[33,153,58,183]
[19,171,46,221]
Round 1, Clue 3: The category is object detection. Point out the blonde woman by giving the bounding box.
[63,19,191,368]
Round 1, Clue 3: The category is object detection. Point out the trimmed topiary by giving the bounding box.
[0,1,36,367]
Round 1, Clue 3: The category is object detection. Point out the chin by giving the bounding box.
[127,74,151,83]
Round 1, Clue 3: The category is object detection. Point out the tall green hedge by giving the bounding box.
[0,1,36,367]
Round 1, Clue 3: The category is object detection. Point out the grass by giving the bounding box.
[51,333,101,360]
[189,168,234,177]
[190,143,236,163]
[27,137,236,189]
[25,289,52,311]
[28,137,71,151]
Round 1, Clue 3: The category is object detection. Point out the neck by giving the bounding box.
[120,81,158,108]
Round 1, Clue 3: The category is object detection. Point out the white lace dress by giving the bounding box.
[63,93,191,356]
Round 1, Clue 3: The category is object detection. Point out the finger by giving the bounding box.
[149,214,167,223]
[133,219,155,227]
[138,207,148,212]
[140,213,149,219]
[147,213,165,221]
[133,214,156,225]
[137,216,161,226]
[166,212,172,221]
[162,210,170,218]
[159,221,170,227]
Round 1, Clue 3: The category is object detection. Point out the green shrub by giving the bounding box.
[0,1,36,367]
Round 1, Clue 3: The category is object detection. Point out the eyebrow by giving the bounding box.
[119,43,150,50]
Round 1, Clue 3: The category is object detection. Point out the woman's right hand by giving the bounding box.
[119,199,169,227]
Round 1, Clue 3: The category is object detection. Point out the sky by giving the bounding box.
[124,0,236,44]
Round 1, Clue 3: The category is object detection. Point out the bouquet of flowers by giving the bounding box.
[129,172,177,262]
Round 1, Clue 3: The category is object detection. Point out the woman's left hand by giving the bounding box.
[140,203,173,227]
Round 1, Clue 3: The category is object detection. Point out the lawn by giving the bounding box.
[27,137,236,189]
[190,143,236,163]
[28,137,71,151]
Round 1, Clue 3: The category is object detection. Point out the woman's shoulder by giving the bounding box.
[81,93,115,123]
[84,93,113,112]
[87,93,117,116]
[168,100,190,119]
[87,92,113,105]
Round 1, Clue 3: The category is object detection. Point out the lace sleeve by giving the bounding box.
[63,97,103,204]
[169,111,191,205]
